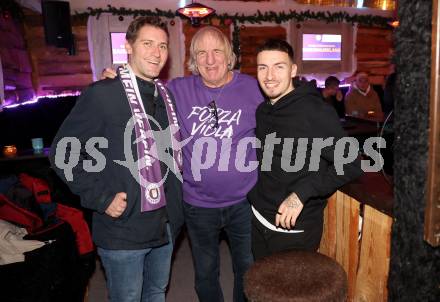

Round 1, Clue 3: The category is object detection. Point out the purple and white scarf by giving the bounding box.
[118,64,182,212]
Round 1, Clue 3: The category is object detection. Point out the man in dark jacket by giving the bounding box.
[49,17,184,302]
[321,75,345,118]
[248,39,363,259]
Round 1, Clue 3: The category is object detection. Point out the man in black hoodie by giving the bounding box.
[50,17,183,302]
[248,39,363,259]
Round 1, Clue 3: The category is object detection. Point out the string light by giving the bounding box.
[2,92,81,110]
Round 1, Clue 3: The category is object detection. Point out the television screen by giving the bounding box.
[302,34,341,61]
[111,32,128,64]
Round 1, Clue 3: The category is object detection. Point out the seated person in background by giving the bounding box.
[321,76,345,118]
[292,75,308,88]
[345,72,383,119]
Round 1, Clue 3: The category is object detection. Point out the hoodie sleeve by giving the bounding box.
[49,85,115,213]
[288,101,364,204]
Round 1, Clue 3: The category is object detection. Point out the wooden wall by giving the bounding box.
[355,26,394,85]
[239,26,286,77]
[0,14,34,104]
[22,9,92,95]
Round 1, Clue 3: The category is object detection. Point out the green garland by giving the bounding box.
[75,5,393,67]
[75,5,392,27]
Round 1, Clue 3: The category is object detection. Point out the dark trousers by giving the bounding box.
[183,200,253,302]
[251,214,322,260]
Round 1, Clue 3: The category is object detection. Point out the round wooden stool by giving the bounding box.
[244,250,347,302]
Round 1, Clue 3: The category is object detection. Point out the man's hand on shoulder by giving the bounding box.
[105,192,127,218]
[275,193,304,229]
[100,68,117,80]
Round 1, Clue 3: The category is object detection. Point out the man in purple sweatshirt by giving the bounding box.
[167,27,263,302]
[102,26,263,301]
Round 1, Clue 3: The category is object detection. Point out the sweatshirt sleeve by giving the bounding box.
[289,103,364,204]
[49,86,115,213]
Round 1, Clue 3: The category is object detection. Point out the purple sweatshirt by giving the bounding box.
[168,71,263,208]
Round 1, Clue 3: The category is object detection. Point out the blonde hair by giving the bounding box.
[187,26,237,75]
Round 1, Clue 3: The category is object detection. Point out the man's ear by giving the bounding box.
[291,64,298,78]
[125,41,133,55]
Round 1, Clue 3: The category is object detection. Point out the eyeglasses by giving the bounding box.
[208,100,219,129]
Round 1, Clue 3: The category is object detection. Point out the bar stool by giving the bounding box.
[244,250,347,302]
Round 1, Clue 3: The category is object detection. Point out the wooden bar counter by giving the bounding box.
[320,172,393,302]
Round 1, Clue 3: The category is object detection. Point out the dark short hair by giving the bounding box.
[325,76,340,88]
[256,39,294,62]
[126,17,168,44]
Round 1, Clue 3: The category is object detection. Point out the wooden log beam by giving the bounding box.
[357,60,391,67]
[38,73,92,91]
[356,39,392,49]
[38,62,91,76]
[356,44,392,53]
[35,50,91,63]
[356,52,392,61]
[357,27,392,36]
[27,26,88,41]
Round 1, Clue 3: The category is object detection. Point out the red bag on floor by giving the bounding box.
[56,203,94,255]
[0,194,43,233]
[11,173,94,255]
[19,173,51,204]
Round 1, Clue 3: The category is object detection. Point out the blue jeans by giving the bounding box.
[183,200,253,302]
[97,225,173,302]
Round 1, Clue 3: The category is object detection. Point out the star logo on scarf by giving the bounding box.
[114,115,192,187]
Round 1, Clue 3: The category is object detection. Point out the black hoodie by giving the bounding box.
[248,81,363,233]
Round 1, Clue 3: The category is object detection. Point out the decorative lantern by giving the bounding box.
[177,1,215,27]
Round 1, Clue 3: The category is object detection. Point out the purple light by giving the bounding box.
[21,99,39,105]
[1,91,81,110]
[4,103,21,109]
[315,81,351,88]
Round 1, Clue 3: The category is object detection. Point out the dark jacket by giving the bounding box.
[248,81,363,235]
[49,77,184,250]
[322,94,345,118]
